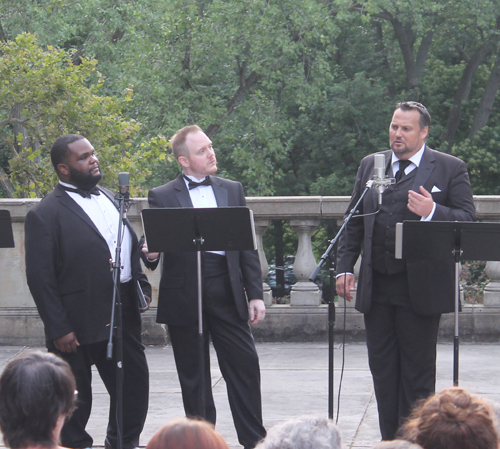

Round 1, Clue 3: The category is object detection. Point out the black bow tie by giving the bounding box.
[61,185,101,198]
[184,175,212,190]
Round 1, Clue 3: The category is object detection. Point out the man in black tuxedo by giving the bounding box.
[336,102,476,440]
[143,125,266,449]
[25,134,151,449]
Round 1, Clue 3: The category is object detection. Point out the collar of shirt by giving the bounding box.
[391,143,426,176]
[59,180,80,190]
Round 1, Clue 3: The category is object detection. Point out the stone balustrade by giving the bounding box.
[1,195,500,344]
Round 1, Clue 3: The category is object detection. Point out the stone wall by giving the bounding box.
[2,195,500,345]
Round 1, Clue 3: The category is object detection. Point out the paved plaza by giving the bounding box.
[0,342,499,449]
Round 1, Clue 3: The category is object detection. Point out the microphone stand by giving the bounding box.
[310,183,372,419]
[107,183,129,449]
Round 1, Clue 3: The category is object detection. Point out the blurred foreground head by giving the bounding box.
[0,350,76,449]
[146,417,229,449]
[398,386,498,449]
[255,415,344,449]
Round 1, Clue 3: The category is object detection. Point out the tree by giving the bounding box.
[0,33,168,197]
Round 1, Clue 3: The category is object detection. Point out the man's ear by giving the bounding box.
[178,156,189,169]
[57,163,69,176]
[421,126,429,141]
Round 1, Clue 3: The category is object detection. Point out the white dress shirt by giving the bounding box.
[59,181,133,282]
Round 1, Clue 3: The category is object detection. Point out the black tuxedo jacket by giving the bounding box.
[25,184,151,346]
[337,146,476,316]
[147,174,263,326]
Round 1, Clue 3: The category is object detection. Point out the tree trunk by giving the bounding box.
[389,17,433,96]
[441,43,490,149]
[469,56,500,138]
[372,21,396,96]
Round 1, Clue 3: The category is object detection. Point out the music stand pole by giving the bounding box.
[195,237,206,418]
[453,244,461,386]
[327,256,336,420]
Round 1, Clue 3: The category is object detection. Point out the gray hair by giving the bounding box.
[255,415,344,449]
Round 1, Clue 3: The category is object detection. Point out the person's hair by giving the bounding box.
[170,125,203,159]
[372,440,424,449]
[486,399,500,440]
[0,350,76,449]
[146,417,229,449]
[50,134,85,171]
[395,101,431,130]
[255,415,343,449]
[398,387,498,449]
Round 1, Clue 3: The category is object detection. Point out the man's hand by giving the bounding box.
[53,332,80,353]
[140,295,151,313]
[249,299,265,325]
[335,274,355,302]
[141,242,159,261]
[408,186,434,218]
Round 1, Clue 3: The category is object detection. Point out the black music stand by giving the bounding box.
[0,210,14,248]
[395,221,500,385]
[141,206,257,418]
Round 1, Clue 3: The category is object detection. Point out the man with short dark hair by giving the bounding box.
[336,102,476,440]
[25,134,151,449]
[144,125,266,449]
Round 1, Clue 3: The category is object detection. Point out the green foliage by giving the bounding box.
[3,0,500,199]
[452,126,500,195]
[0,33,172,197]
[460,261,488,304]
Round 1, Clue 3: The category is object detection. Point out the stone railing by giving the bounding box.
[1,195,500,344]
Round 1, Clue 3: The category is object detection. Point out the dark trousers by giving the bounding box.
[168,254,265,449]
[365,271,441,440]
[51,282,149,449]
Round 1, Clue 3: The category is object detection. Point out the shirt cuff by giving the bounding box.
[336,272,354,278]
[420,202,436,221]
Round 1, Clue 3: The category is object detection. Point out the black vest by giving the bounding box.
[371,168,417,274]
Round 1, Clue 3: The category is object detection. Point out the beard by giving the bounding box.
[68,165,102,190]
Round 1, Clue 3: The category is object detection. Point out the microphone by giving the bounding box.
[367,154,395,205]
[118,172,130,218]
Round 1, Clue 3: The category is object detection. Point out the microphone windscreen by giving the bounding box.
[118,172,129,187]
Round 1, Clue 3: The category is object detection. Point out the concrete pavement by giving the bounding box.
[0,342,499,449]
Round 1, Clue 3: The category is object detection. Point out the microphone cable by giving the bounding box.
[334,196,378,424]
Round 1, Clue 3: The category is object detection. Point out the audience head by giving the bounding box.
[0,350,76,449]
[146,417,229,449]
[255,415,344,449]
[398,387,498,449]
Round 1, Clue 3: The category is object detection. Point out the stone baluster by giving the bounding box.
[289,219,321,306]
[254,219,273,306]
[484,261,500,306]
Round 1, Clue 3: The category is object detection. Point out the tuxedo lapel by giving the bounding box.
[174,175,193,207]
[412,146,435,192]
[211,177,228,207]
[55,185,102,237]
